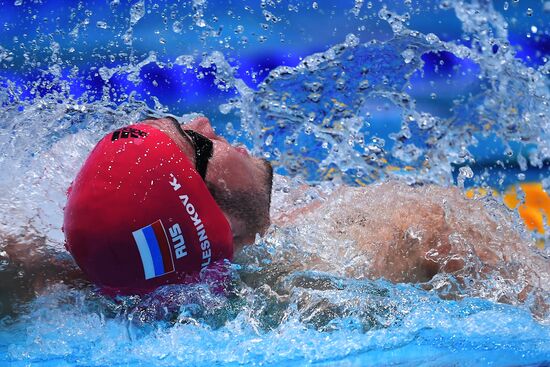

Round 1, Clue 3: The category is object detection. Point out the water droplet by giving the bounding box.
[530,25,537,33]
[96,21,108,29]
[123,29,133,45]
[517,153,528,171]
[172,21,182,33]
[234,25,244,34]
[503,1,509,10]
[312,2,318,9]
[526,8,533,16]
[425,33,439,44]
[308,93,321,102]
[175,54,194,68]
[358,79,370,90]
[401,49,414,63]
[440,0,451,9]
[159,37,166,45]
[457,166,474,188]
[263,10,279,23]
[14,0,22,5]
[195,18,206,27]
[130,0,145,26]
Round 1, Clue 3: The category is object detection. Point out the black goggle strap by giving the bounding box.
[183,129,213,180]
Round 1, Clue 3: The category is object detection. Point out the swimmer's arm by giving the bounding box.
[271,184,329,225]
[1,235,83,294]
[348,183,549,314]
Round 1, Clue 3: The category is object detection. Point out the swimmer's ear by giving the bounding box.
[222,212,234,234]
[221,211,248,252]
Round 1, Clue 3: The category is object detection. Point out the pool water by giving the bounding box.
[0,0,549,365]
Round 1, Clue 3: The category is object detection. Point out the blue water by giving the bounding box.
[0,0,549,365]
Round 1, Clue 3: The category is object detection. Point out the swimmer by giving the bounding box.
[4,116,549,316]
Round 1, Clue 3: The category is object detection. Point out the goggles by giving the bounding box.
[151,116,214,180]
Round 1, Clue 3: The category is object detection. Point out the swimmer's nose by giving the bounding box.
[183,116,217,139]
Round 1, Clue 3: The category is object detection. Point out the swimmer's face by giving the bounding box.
[144,117,273,251]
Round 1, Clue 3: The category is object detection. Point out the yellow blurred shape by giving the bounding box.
[503,183,550,234]
[465,187,498,199]
[331,98,347,108]
[385,165,401,172]
[466,183,549,249]
[322,167,337,179]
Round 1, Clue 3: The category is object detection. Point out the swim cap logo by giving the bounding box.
[169,223,188,259]
[132,220,175,280]
[111,127,148,141]
[169,173,213,268]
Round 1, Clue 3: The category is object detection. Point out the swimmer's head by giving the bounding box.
[63,117,273,294]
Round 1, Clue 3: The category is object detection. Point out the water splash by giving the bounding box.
[228,1,549,185]
[0,0,549,365]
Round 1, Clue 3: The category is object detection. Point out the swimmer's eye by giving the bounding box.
[164,117,213,180]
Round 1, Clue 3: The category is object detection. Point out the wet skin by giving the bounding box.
[1,118,547,320]
[143,116,273,251]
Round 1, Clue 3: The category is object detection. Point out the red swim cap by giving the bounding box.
[63,123,233,295]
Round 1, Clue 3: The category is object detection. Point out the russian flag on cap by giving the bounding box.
[132,220,175,280]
